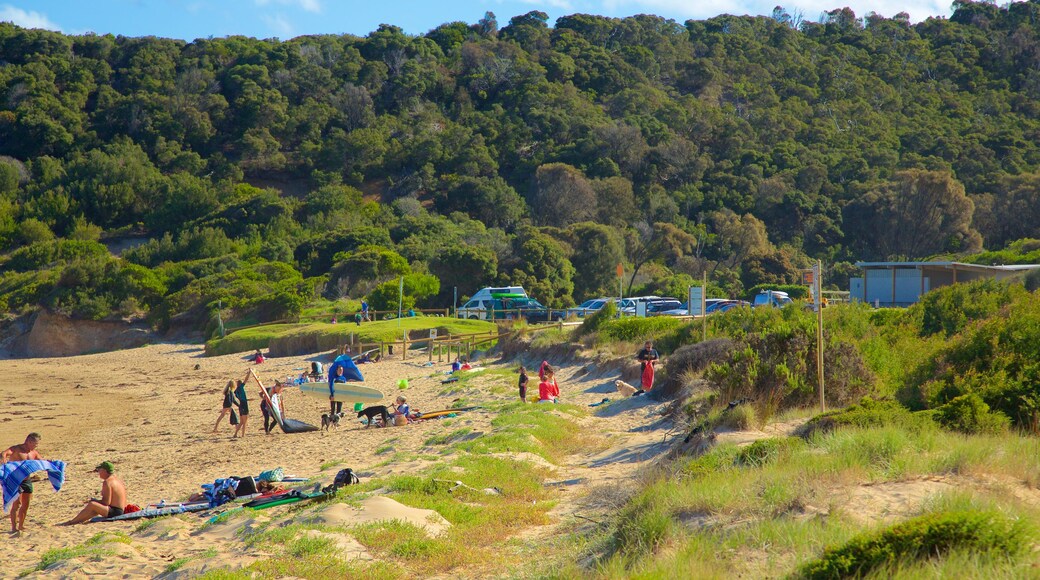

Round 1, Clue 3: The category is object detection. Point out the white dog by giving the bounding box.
[614,379,638,397]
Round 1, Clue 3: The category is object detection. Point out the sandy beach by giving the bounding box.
[0,342,670,577]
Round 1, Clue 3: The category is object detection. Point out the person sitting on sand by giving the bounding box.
[58,462,127,525]
[451,357,462,373]
[2,433,43,533]
[260,382,286,435]
[254,350,265,364]
[538,369,560,404]
[460,358,472,371]
[233,380,250,437]
[392,396,411,425]
[212,381,236,433]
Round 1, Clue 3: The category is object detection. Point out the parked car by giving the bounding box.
[646,299,683,316]
[714,300,750,313]
[493,298,562,323]
[618,296,662,315]
[458,286,529,320]
[752,290,793,308]
[564,298,615,318]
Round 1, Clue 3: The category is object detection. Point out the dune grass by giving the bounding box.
[590,421,1040,578]
[205,316,495,356]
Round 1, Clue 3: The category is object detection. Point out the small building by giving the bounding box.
[850,261,1040,307]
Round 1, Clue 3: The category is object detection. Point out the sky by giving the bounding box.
[2,0,954,40]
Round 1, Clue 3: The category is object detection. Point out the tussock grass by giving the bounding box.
[28,532,131,573]
[598,420,1040,577]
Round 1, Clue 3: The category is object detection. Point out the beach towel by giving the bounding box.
[2,459,66,513]
[201,477,239,508]
[641,360,655,391]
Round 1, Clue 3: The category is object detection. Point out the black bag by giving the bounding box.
[333,468,360,488]
[230,409,239,425]
[235,476,258,496]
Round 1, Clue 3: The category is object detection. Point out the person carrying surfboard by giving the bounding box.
[260,382,286,435]
[327,355,365,416]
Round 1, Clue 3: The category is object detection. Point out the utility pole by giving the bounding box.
[815,260,825,413]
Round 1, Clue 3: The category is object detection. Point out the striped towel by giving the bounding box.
[1,459,66,513]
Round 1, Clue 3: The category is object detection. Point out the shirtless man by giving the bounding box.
[58,461,127,525]
[2,433,43,533]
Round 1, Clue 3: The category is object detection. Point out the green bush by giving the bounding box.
[933,394,1010,435]
[795,511,1031,580]
[908,279,1022,337]
[576,300,617,336]
[736,437,803,468]
[800,398,934,439]
[596,315,684,343]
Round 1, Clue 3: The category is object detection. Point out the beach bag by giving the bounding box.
[123,504,141,514]
[641,360,655,391]
[333,468,360,487]
[235,476,258,496]
[230,409,239,425]
[258,467,284,483]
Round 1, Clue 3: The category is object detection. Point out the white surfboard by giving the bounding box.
[298,381,383,403]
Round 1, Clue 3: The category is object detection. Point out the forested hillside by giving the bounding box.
[2,2,1040,330]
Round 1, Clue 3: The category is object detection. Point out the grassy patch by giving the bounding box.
[794,511,1031,579]
[29,532,130,573]
[453,402,590,463]
[320,460,343,471]
[424,428,472,446]
[205,317,495,356]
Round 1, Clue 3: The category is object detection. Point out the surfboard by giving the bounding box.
[416,409,467,420]
[102,503,211,521]
[298,381,383,403]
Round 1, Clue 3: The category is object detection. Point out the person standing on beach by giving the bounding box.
[212,381,235,433]
[2,433,42,533]
[232,380,250,437]
[636,340,659,395]
[260,382,286,435]
[518,367,529,403]
[58,461,127,525]
[361,300,370,321]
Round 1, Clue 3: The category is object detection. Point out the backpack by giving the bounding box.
[334,468,360,487]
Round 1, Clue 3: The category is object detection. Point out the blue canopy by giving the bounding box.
[329,355,364,384]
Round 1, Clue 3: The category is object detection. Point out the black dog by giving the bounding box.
[357,405,391,428]
[321,412,344,431]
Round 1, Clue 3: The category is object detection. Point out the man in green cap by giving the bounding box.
[58,461,127,525]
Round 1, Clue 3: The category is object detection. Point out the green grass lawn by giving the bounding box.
[205,316,495,356]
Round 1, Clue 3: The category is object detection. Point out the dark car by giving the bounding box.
[493,298,562,323]
[646,299,683,316]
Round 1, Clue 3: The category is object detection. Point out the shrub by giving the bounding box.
[933,393,1010,435]
[655,339,736,401]
[576,300,617,337]
[800,398,933,439]
[745,283,809,300]
[795,511,1031,580]
[908,279,1022,337]
[596,316,684,343]
[736,437,803,468]
[716,404,756,430]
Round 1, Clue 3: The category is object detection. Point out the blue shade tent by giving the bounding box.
[329,355,364,383]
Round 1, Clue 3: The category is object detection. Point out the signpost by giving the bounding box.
[617,263,624,309]
[814,261,825,412]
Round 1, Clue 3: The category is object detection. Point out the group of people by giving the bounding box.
[514,340,660,404]
[3,433,127,532]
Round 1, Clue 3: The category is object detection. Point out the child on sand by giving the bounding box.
[518,366,529,403]
[393,396,410,425]
[538,369,560,404]
[212,381,235,433]
[233,380,250,437]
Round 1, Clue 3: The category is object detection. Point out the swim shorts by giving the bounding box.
[107,506,124,518]
[238,401,249,416]
[19,480,32,494]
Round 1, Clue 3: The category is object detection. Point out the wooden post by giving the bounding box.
[428,337,433,363]
[816,260,825,413]
[402,331,408,360]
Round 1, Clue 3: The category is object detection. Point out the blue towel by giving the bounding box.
[201,477,239,508]
[2,459,66,513]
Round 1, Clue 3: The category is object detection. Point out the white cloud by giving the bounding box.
[262,13,296,37]
[596,0,951,23]
[517,0,574,10]
[255,0,321,13]
[0,4,61,31]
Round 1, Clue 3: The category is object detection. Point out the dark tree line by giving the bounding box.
[2,2,1040,326]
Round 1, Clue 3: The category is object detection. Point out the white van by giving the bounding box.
[752,290,793,308]
[457,287,529,320]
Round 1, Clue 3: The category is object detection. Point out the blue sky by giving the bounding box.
[2,0,953,40]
